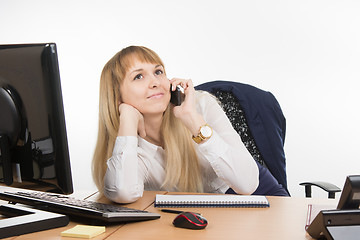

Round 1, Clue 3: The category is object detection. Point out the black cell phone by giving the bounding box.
[170,85,185,106]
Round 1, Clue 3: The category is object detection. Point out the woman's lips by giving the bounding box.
[147,92,164,99]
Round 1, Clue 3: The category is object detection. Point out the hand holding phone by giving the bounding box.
[170,84,185,106]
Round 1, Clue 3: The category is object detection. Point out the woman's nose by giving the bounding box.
[149,75,160,88]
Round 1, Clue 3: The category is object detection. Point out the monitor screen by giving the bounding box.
[0,43,73,194]
[337,175,360,210]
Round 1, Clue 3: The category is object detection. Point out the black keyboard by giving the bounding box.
[0,191,160,223]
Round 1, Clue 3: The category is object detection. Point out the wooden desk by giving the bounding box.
[106,194,336,240]
[1,190,336,240]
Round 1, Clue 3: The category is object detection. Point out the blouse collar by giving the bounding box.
[138,136,164,158]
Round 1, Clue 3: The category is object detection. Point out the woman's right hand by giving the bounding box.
[118,103,146,138]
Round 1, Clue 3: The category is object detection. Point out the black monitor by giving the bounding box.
[337,175,360,210]
[0,43,73,194]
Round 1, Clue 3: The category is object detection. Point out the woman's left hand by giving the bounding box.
[169,78,206,136]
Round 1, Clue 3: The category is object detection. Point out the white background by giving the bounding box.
[1,0,359,198]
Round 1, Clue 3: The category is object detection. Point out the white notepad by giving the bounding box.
[154,194,270,208]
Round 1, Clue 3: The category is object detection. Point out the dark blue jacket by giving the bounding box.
[195,80,289,196]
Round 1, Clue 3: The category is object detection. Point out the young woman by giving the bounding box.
[92,46,259,203]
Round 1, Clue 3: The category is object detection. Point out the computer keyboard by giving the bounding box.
[0,191,160,223]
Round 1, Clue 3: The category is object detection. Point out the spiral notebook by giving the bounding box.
[154,194,270,208]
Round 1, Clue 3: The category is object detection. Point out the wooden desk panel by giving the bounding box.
[106,196,337,240]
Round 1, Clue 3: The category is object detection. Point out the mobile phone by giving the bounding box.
[170,84,185,106]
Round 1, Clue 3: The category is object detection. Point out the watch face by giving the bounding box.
[200,125,212,138]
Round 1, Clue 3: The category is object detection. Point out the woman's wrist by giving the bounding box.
[180,111,206,136]
[118,114,139,136]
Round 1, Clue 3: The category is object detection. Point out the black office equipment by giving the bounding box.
[306,175,360,239]
[337,175,360,210]
[306,209,360,240]
[0,43,73,193]
[170,84,185,106]
[172,211,208,230]
[0,204,69,239]
[0,191,160,223]
[0,42,74,237]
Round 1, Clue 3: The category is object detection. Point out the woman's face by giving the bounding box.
[120,59,171,116]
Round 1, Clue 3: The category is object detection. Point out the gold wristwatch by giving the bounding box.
[192,124,213,144]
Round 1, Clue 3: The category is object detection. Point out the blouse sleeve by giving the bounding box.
[195,91,259,194]
[103,136,145,203]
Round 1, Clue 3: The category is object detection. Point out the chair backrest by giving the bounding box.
[195,80,288,193]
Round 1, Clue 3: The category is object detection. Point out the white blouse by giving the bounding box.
[104,91,259,203]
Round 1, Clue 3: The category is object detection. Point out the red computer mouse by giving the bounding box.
[172,212,208,230]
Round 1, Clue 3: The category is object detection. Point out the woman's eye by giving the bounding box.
[134,74,143,80]
[155,69,163,75]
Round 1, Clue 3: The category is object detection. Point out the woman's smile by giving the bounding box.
[147,92,165,100]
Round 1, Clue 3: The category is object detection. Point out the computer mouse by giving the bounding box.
[172,211,208,230]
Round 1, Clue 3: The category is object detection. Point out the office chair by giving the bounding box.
[195,80,340,198]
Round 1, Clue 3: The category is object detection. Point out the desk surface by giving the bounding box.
[1,190,336,240]
[106,195,336,240]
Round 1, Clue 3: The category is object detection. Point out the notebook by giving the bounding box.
[154,194,270,208]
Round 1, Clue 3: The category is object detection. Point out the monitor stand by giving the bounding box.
[0,203,69,238]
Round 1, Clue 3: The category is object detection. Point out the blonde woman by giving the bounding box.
[92,46,259,203]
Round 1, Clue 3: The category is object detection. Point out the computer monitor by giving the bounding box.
[0,43,73,194]
[337,175,360,210]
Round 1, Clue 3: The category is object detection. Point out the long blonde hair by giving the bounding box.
[92,46,203,194]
